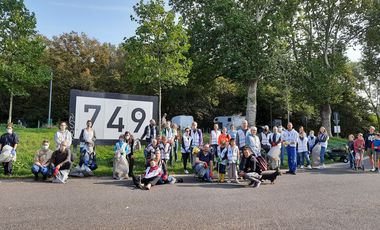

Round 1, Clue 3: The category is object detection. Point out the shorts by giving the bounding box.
[355,152,363,160]
[375,151,380,160]
[367,148,376,156]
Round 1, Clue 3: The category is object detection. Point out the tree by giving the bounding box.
[290,0,363,136]
[0,0,50,123]
[124,0,192,130]
[359,1,380,130]
[171,0,298,126]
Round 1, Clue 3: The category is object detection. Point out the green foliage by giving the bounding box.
[123,0,192,91]
[0,0,50,120]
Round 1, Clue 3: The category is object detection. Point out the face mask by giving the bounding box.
[42,145,49,150]
[6,129,12,134]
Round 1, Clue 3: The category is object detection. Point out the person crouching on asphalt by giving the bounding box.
[238,147,262,188]
[50,140,72,183]
[32,140,53,180]
[193,144,213,182]
[227,138,240,183]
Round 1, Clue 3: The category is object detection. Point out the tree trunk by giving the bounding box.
[246,79,258,127]
[158,83,162,133]
[8,94,13,124]
[320,104,332,137]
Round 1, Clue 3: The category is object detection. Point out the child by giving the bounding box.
[297,127,311,169]
[373,133,380,173]
[227,138,239,183]
[354,133,365,170]
[218,127,231,146]
[347,134,355,170]
[217,141,228,182]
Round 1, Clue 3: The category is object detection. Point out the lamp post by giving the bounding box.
[48,71,53,127]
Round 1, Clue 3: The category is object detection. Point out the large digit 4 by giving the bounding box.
[107,106,125,132]
[132,108,146,133]
[84,105,101,125]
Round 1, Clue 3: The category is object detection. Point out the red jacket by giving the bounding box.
[354,139,365,153]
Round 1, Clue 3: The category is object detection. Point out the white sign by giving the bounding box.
[334,126,341,134]
[69,90,158,145]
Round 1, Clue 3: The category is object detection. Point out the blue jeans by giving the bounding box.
[320,147,326,165]
[349,151,355,169]
[286,146,297,173]
[298,151,310,166]
[174,140,179,162]
[280,145,285,166]
[31,164,50,176]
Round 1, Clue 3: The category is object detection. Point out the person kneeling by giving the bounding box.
[193,144,213,182]
[50,141,72,184]
[31,140,53,181]
[238,147,262,188]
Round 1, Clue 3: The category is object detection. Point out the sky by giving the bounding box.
[24,0,361,61]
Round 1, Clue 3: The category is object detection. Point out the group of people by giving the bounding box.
[1,117,379,188]
[347,126,380,172]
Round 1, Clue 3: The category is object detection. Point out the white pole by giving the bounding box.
[48,71,53,127]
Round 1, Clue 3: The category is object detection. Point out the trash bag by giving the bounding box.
[113,151,129,180]
[268,146,281,169]
[52,169,69,183]
[0,145,16,163]
[312,144,321,167]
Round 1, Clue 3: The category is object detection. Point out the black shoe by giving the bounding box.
[42,175,47,180]
[34,175,39,181]
[285,171,291,174]
[291,172,296,175]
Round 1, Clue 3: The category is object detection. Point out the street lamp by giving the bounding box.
[48,71,53,127]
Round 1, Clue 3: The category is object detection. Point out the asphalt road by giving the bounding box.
[0,160,379,230]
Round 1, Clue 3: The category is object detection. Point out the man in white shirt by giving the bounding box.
[282,122,299,175]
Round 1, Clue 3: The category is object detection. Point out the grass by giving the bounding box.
[0,125,348,178]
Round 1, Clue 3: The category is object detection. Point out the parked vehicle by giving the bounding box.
[171,115,194,130]
[213,115,246,130]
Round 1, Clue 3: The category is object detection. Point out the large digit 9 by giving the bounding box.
[131,108,146,133]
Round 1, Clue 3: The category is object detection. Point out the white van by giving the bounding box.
[171,115,194,130]
[213,115,246,130]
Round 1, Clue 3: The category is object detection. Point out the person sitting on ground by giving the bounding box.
[193,145,213,182]
[238,147,262,188]
[144,138,159,167]
[135,149,165,190]
[113,135,129,180]
[0,123,19,175]
[50,140,72,183]
[32,140,53,180]
[70,141,97,177]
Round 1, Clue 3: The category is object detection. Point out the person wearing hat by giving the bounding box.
[216,141,228,182]
[0,123,19,175]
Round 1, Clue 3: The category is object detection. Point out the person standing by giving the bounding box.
[365,126,376,172]
[31,140,53,180]
[218,127,231,146]
[246,127,261,157]
[0,123,19,175]
[237,120,249,170]
[354,133,365,170]
[297,127,311,169]
[141,119,158,144]
[228,125,237,140]
[181,128,193,174]
[190,121,203,164]
[172,123,179,162]
[347,134,355,170]
[79,120,96,154]
[316,126,329,169]
[209,124,221,159]
[54,121,72,150]
[260,125,271,154]
[282,122,299,175]
[124,131,135,177]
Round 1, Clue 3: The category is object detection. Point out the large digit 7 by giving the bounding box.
[84,105,101,125]
[107,106,125,132]
[131,108,146,133]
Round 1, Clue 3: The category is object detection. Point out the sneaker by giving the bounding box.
[307,165,312,169]
[253,181,261,188]
[300,165,304,169]
[322,164,326,169]
[34,175,39,181]
[145,183,152,190]
[233,180,240,184]
[184,170,189,174]
[227,180,231,183]
[370,168,376,172]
